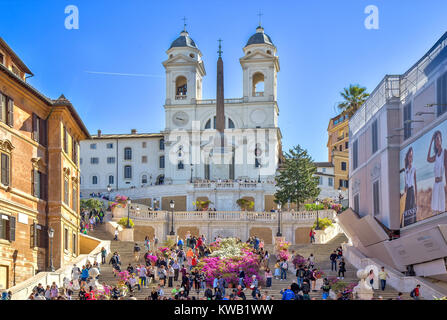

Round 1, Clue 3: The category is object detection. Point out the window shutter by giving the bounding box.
[7,98,13,127]
[9,216,16,241]
[0,218,3,239]
[31,169,35,196]
[32,113,38,141]
[1,154,9,186]
[33,169,39,198]
[0,93,4,122]
[63,126,67,152]
[40,172,47,200]
[31,223,37,247]
[39,118,47,147]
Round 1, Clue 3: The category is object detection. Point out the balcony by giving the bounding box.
[175,95,187,100]
[253,92,264,97]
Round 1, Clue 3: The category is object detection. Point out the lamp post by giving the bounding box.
[315,199,321,230]
[276,202,282,236]
[169,200,175,235]
[107,185,112,210]
[190,164,193,183]
[126,198,131,228]
[48,227,55,271]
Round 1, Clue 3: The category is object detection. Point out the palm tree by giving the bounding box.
[337,84,370,118]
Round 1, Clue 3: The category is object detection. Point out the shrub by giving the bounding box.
[117,217,134,228]
[304,203,325,211]
[313,217,333,230]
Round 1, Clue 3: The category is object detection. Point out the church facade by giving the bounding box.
[80,25,283,211]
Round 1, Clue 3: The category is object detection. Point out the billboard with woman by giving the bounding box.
[400,123,447,227]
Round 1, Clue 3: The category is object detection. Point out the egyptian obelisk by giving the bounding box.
[216,39,225,148]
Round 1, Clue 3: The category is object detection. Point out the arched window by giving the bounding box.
[159,138,165,150]
[159,156,165,169]
[92,176,98,185]
[252,72,264,97]
[175,76,187,99]
[142,175,148,184]
[204,116,235,129]
[124,147,132,160]
[156,174,164,185]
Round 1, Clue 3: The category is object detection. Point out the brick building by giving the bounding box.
[0,37,89,290]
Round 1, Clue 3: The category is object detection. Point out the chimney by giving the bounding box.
[131,129,137,134]
[97,129,101,137]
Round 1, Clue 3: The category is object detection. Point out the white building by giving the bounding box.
[80,25,283,211]
[314,162,348,202]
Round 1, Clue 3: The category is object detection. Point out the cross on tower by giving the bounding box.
[217,38,223,57]
[257,11,263,27]
[182,16,187,31]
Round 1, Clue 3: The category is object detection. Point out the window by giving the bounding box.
[373,180,380,216]
[11,65,20,77]
[175,76,187,97]
[32,223,47,248]
[72,233,77,254]
[341,162,347,171]
[353,194,360,213]
[108,175,114,185]
[255,158,261,168]
[353,140,358,170]
[437,71,447,116]
[32,114,47,146]
[106,143,113,149]
[80,158,83,165]
[0,214,16,242]
[72,184,77,212]
[345,141,349,149]
[0,53,3,65]
[92,176,98,185]
[63,126,69,154]
[1,153,10,186]
[124,147,132,160]
[159,139,165,150]
[322,168,326,173]
[64,177,69,205]
[339,145,342,151]
[124,165,132,179]
[32,169,47,200]
[107,157,115,164]
[252,72,265,96]
[328,177,333,187]
[91,157,99,164]
[142,142,147,148]
[142,156,147,163]
[64,228,69,251]
[90,143,97,149]
[142,175,148,184]
[177,161,184,170]
[0,92,13,127]
[403,103,412,139]
[228,118,235,129]
[159,156,165,169]
[319,176,323,185]
[372,119,378,154]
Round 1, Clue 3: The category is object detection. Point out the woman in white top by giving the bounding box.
[403,147,417,226]
[427,131,447,214]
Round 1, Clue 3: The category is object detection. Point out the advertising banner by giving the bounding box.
[400,121,447,227]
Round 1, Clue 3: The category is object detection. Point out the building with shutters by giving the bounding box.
[327,113,349,192]
[0,37,90,290]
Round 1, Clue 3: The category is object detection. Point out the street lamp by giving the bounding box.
[315,199,321,230]
[169,200,175,235]
[107,184,112,210]
[126,198,131,228]
[190,164,193,183]
[276,202,282,237]
[48,227,55,271]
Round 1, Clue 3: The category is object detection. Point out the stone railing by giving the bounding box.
[127,209,335,223]
[342,243,447,300]
[8,234,111,300]
[192,181,269,189]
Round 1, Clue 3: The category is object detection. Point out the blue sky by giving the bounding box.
[1,0,447,161]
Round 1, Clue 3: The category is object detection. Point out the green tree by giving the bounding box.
[337,84,370,118]
[274,145,320,208]
[80,198,104,212]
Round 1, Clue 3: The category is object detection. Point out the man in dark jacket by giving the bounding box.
[204,286,214,300]
[296,265,305,288]
[330,251,338,271]
[238,268,245,288]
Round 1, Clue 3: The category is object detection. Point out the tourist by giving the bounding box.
[338,258,346,279]
[150,287,158,300]
[144,236,151,251]
[204,285,214,300]
[280,285,295,300]
[235,285,246,300]
[218,275,226,296]
[114,227,119,241]
[139,264,148,288]
[302,281,311,300]
[378,266,389,291]
[238,267,245,288]
[368,269,375,288]
[264,250,270,268]
[310,268,317,291]
[309,228,316,243]
[321,278,331,300]
[396,292,403,300]
[410,284,421,300]
[308,253,315,269]
[296,265,305,288]
[274,260,281,280]
[330,250,338,271]
[265,268,272,288]
[280,259,288,281]
[134,243,141,262]
[101,247,107,264]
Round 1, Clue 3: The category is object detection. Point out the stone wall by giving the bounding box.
[177,226,200,239]
[249,227,273,244]
[134,226,155,242]
[295,227,312,244]
[162,195,187,211]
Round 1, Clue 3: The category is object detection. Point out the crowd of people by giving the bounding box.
[80,207,105,235]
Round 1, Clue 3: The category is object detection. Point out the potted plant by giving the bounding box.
[236,198,254,211]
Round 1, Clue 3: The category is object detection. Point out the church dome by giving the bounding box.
[169,30,198,49]
[245,26,274,47]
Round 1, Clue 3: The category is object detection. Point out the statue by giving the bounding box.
[353,269,374,300]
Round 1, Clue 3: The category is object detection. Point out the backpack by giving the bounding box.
[410,289,415,297]
[281,262,288,270]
